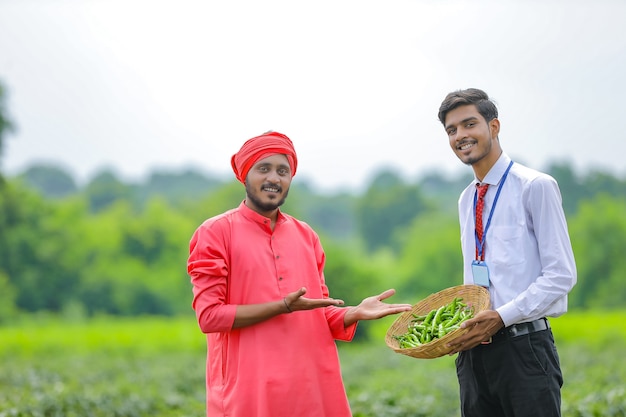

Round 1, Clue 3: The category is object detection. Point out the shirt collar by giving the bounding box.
[477,152,512,186]
[238,200,286,226]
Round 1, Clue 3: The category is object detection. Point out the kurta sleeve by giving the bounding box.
[326,306,358,341]
[188,218,237,333]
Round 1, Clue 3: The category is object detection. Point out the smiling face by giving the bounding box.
[244,153,292,218]
[444,104,502,180]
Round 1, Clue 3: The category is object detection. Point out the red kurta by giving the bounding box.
[188,201,357,417]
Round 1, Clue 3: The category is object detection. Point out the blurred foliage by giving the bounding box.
[357,169,434,252]
[567,194,626,309]
[1,69,626,323]
[0,81,15,164]
[17,164,78,198]
[1,157,625,325]
[394,213,464,301]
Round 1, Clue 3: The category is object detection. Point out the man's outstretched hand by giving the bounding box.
[343,289,412,327]
[284,287,345,312]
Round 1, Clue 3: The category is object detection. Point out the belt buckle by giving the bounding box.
[481,337,493,345]
[509,324,520,337]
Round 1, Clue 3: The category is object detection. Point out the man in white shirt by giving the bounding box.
[437,88,577,417]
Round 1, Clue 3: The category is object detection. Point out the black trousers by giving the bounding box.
[455,326,563,417]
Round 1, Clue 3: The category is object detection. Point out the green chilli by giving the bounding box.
[394,297,475,348]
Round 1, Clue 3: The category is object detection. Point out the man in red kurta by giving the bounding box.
[187,131,411,417]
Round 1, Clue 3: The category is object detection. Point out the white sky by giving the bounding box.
[1,0,625,192]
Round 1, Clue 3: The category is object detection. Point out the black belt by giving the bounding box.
[490,318,550,343]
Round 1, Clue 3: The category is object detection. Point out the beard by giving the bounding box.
[245,182,289,212]
[459,136,493,166]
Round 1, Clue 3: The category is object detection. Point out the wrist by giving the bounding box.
[343,307,358,327]
[283,297,292,313]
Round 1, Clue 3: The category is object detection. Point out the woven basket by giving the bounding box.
[385,285,491,359]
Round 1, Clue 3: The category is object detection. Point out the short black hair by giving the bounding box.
[438,88,498,125]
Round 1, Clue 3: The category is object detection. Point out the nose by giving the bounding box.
[266,169,281,182]
[456,125,469,140]
[452,126,470,146]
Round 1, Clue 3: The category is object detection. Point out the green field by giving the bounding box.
[1,311,625,417]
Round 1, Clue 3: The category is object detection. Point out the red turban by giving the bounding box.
[231,131,298,184]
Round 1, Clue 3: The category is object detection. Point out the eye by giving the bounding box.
[278,167,289,176]
[447,128,456,136]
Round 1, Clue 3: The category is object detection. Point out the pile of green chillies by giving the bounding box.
[394,297,474,348]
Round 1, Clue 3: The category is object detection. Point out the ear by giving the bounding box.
[489,118,500,138]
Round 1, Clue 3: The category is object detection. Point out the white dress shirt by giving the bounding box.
[458,152,577,327]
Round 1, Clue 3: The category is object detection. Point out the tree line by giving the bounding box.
[0,81,625,326]
[1,159,625,323]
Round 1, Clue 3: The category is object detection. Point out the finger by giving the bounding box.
[460,317,477,329]
[446,342,460,354]
[288,287,308,303]
[384,302,411,309]
[318,297,344,307]
[395,303,412,311]
[376,288,396,301]
[446,335,466,348]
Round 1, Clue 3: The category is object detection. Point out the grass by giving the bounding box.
[1,310,625,416]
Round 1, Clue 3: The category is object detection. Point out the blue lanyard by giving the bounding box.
[474,160,514,260]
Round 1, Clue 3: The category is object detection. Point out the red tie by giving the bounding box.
[475,183,489,260]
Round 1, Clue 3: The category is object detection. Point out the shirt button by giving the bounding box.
[279,277,283,281]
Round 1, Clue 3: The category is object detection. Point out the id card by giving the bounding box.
[471,260,490,288]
